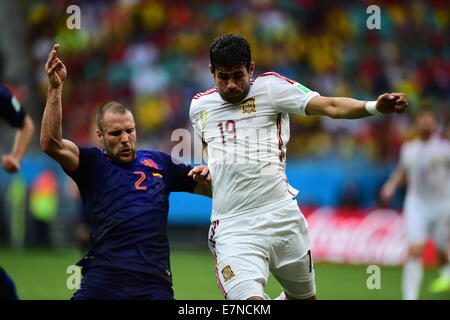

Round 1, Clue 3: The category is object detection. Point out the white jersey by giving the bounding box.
[190,72,319,221]
[400,135,450,213]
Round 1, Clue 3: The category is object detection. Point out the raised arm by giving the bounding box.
[40,44,80,171]
[1,114,34,173]
[306,93,408,119]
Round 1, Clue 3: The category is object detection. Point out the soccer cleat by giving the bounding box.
[429,275,450,293]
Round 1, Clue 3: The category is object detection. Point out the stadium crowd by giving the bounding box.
[22,0,449,165]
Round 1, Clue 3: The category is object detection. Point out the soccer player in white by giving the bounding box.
[380,110,450,300]
[189,33,408,300]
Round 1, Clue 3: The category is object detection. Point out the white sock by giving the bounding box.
[402,258,423,300]
[439,264,450,278]
[274,292,286,300]
[262,292,272,300]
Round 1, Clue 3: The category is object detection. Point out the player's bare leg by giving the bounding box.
[402,243,424,300]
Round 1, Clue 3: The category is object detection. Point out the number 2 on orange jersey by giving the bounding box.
[133,171,147,190]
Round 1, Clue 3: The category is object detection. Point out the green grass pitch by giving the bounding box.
[0,248,449,300]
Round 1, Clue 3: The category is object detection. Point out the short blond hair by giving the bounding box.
[96,101,131,131]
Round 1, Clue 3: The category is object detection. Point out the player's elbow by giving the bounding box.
[325,102,341,119]
[40,135,62,156]
[23,115,35,134]
[40,138,53,155]
[311,97,341,119]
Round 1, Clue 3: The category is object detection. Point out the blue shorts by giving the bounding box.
[71,266,173,300]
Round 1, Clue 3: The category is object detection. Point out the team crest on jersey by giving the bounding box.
[140,159,159,169]
[221,265,235,282]
[241,98,256,114]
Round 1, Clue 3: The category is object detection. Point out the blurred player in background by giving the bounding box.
[41,44,211,300]
[190,33,408,300]
[0,84,34,300]
[380,109,450,300]
[0,84,34,173]
[444,121,450,141]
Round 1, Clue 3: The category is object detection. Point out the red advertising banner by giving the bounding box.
[301,207,439,267]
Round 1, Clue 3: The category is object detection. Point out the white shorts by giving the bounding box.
[208,198,316,300]
[404,200,450,251]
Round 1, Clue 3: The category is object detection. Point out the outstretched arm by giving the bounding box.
[40,44,79,172]
[2,114,34,173]
[306,93,408,119]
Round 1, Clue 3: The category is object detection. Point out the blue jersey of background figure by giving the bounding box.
[0,85,26,128]
[64,147,196,287]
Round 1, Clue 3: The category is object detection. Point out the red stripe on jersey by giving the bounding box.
[276,114,286,162]
[258,72,295,84]
[193,87,218,99]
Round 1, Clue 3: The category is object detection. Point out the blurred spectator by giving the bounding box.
[28,170,58,247]
[22,0,448,162]
[0,0,447,212]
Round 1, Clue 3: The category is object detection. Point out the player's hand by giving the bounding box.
[45,44,67,89]
[1,154,20,173]
[375,93,408,114]
[188,165,211,185]
[379,183,395,206]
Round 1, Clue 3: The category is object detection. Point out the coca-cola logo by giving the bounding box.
[305,207,409,266]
